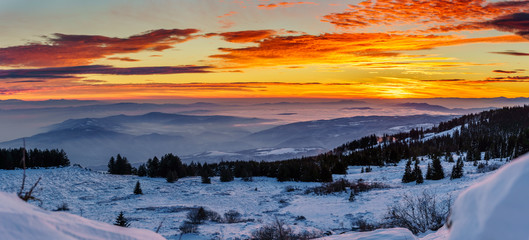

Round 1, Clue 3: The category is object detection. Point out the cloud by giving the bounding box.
[0,65,212,79]
[485,12,529,39]
[210,32,526,68]
[493,69,523,73]
[209,30,277,43]
[490,50,529,56]
[0,29,199,67]
[486,76,529,81]
[258,2,316,9]
[322,0,529,33]
[421,76,529,83]
[107,57,140,62]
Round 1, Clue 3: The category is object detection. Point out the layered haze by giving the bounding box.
[2,98,528,168]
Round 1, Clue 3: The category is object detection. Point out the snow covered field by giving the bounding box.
[0,158,505,240]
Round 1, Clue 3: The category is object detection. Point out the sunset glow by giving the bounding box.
[1,0,528,100]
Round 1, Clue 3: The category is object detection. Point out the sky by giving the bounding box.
[0,0,528,100]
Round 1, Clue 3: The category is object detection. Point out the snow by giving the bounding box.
[0,191,165,240]
[255,147,316,156]
[448,153,529,240]
[0,157,508,239]
[314,228,416,240]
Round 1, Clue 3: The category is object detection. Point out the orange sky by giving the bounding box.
[0,0,528,100]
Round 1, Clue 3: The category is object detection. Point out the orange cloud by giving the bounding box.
[322,0,529,33]
[258,1,317,9]
[0,29,199,67]
[214,30,277,43]
[210,32,526,68]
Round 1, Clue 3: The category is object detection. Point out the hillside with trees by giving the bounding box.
[109,106,529,183]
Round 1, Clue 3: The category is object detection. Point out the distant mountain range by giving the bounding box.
[0,112,455,169]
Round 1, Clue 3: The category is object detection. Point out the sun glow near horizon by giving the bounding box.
[0,0,528,100]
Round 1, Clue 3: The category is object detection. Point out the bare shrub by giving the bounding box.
[251,217,322,240]
[54,202,70,211]
[306,179,389,195]
[179,221,198,234]
[187,207,222,224]
[476,162,502,173]
[385,190,450,234]
[351,218,379,232]
[224,210,242,223]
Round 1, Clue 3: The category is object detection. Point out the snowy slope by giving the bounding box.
[449,153,529,240]
[0,192,165,240]
[0,156,503,240]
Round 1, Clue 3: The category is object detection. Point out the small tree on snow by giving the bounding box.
[450,158,464,180]
[114,211,130,227]
[402,159,415,183]
[133,181,143,195]
[414,159,424,184]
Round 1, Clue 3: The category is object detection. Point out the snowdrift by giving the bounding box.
[449,153,529,240]
[0,192,165,240]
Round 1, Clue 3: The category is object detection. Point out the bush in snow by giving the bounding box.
[251,217,322,240]
[385,190,450,234]
[179,221,198,234]
[351,218,379,232]
[306,179,388,195]
[54,202,70,212]
[476,162,502,173]
[224,210,242,223]
[187,207,208,224]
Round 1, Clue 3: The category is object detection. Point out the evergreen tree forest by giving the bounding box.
[108,106,529,183]
[0,148,70,170]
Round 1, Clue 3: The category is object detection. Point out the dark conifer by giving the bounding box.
[201,169,211,184]
[166,170,178,183]
[414,160,424,184]
[133,181,143,195]
[137,164,147,177]
[220,167,234,182]
[402,159,415,183]
[114,211,130,227]
[450,158,464,180]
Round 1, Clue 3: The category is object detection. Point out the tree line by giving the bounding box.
[0,148,70,169]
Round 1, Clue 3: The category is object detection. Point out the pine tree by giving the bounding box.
[220,167,234,182]
[431,156,445,180]
[201,169,211,184]
[349,190,355,202]
[166,170,178,183]
[426,163,433,180]
[450,158,464,180]
[133,181,143,195]
[320,165,333,182]
[402,159,415,183]
[107,157,115,174]
[137,164,147,177]
[114,211,130,227]
[414,159,424,184]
